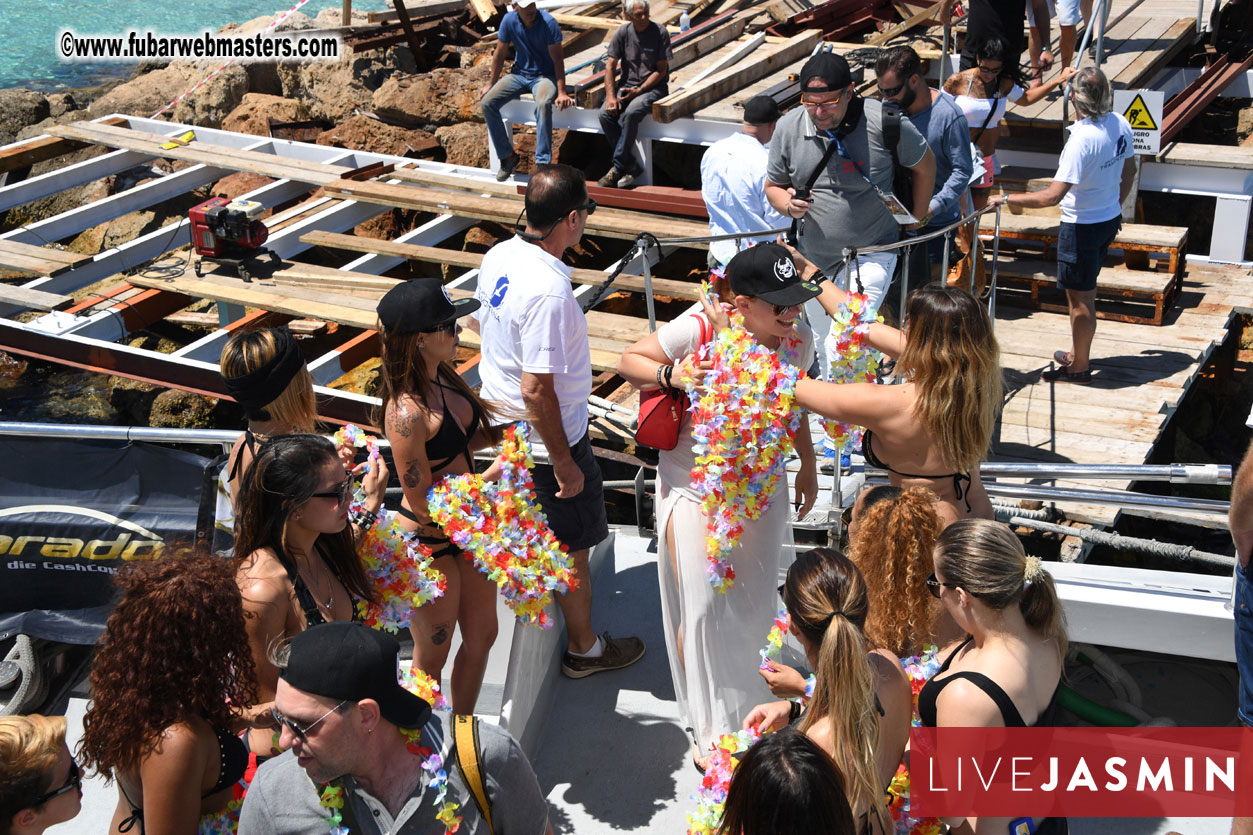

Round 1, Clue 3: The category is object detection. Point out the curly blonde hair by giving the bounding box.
[848,487,944,657]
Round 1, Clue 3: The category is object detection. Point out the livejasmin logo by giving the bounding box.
[911,728,1253,818]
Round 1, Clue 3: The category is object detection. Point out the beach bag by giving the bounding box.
[635,314,712,450]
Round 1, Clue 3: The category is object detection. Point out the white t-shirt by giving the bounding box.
[473,236,592,449]
[1054,111,1134,224]
[654,313,815,494]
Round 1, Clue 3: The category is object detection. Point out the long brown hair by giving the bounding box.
[849,487,944,657]
[79,552,258,777]
[897,285,1002,473]
[374,322,504,444]
[784,548,888,832]
[232,434,375,603]
[935,519,1068,657]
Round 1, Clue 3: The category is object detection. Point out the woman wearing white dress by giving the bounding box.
[618,244,821,765]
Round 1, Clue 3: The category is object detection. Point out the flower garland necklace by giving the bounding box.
[686,725,771,835]
[317,667,462,834]
[687,309,804,592]
[759,608,815,703]
[428,423,577,628]
[334,425,447,632]
[825,290,883,453]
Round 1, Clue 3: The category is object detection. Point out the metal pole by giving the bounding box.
[1094,0,1108,69]
[989,203,1002,317]
[940,21,952,83]
[640,237,657,333]
[899,244,911,313]
[940,233,951,285]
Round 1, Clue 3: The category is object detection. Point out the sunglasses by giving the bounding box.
[310,475,353,505]
[272,700,348,744]
[801,94,843,111]
[422,321,458,335]
[925,573,959,599]
[32,758,81,806]
[877,81,906,98]
[977,63,1003,75]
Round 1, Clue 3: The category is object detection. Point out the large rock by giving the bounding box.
[89,62,249,127]
[149,389,218,429]
[278,47,415,124]
[208,171,275,202]
[0,89,51,145]
[221,93,311,137]
[316,115,434,157]
[108,376,162,425]
[435,123,489,169]
[372,66,489,129]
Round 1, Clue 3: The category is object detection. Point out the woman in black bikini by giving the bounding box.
[794,266,1003,526]
[233,435,383,758]
[80,552,258,835]
[742,548,911,835]
[921,518,1067,834]
[376,278,506,715]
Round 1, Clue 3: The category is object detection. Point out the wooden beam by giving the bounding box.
[552,13,629,29]
[300,230,701,298]
[0,239,91,276]
[322,178,711,244]
[0,116,127,175]
[676,31,765,89]
[0,283,73,312]
[651,29,820,123]
[866,0,943,45]
[467,0,497,23]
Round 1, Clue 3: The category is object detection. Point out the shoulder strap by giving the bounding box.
[972,93,999,143]
[690,312,712,346]
[453,715,494,834]
[944,671,1028,727]
[804,138,842,194]
[882,101,902,169]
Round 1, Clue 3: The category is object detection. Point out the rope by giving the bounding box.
[0,635,45,716]
[1008,516,1234,567]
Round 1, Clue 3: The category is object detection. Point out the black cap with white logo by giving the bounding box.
[726,244,823,307]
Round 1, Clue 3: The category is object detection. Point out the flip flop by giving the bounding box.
[1053,350,1074,366]
[1041,365,1091,384]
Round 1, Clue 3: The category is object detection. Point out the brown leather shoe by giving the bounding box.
[561,632,645,679]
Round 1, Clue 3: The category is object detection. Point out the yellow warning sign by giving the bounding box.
[1122,94,1158,131]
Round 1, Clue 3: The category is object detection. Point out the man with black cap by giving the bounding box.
[766,52,934,346]
[699,94,789,269]
[237,622,551,835]
[469,164,646,679]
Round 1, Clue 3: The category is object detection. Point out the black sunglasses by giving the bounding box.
[272,700,348,744]
[925,573,959,599]
[422,321,458,335]
[571,198,597,216]
[310,475,353,505]
[877,81,906,98]
[32,758,80,806]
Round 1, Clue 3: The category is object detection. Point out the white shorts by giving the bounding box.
[1026,0,1057,28]
[1056,0,1082,27]
[812,250,897,381]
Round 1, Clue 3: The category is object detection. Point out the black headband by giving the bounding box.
[221,328,305,421]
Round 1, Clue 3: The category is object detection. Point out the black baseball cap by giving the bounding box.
[726,244,823,307]
[799,52,852,94]
[281,622,432,730]
[377,278,479,334]
[743,95,782,125]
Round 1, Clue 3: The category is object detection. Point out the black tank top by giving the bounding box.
[917,637,1060,728]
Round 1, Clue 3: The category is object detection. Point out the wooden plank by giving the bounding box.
[467,0,497,24]
[651,30,820,123]
[1156,141,1253,169]
[981,214,1187,249]
[0,116,127,175]
[552,13,629,29]
[300,230,702,298]
[322,178,711,244]
[1112,17,1196,87]
[0,283,73,311]
[865,0,943,45]
[0,240,90,276]
[46,122,346,186]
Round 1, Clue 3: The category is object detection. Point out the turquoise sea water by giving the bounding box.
[1,0,388,92]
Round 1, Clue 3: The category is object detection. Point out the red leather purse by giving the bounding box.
[635,315,712,451]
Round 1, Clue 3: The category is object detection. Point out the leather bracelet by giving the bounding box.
[655,364,665,388]
[788,700,802,723]
[663,364,675,389]
[351,508,376,531]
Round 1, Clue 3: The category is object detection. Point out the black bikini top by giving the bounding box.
[917,637,1061,729]
[424,374,483,472]
[226,429,260,483]
[862,430,973,513]
[117,727,248,833]
[282,546,361,628]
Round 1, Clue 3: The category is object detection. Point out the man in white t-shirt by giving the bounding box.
[989,67,1134,385]
[470,164,645,678]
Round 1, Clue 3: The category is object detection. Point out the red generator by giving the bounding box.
[189,196,278,281]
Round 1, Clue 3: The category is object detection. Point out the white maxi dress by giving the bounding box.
[654,313,815,752]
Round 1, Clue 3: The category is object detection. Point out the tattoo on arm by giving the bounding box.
[389,405,417,440]
[403,462,422,490]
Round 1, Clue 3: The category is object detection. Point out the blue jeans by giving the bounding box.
[1236,561,1253,725]
[481,73,557,164]
[598,87,665,172]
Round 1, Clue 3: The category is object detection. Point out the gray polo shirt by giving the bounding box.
[767,97,928,275]
[237,715,549,835]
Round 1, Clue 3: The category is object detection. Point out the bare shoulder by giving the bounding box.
[385,395,431,444]
[236,550,290,606]
[869,648,913,705]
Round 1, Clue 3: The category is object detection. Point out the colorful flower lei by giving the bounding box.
[428,423,577,628]
[825,290,883,453]
[887,762,944,835]
[197,796,245,835]
[757,608,815,706]
[317,667,462,835]
[686,725,771,835]
[900,645,942,727]
[333,426,447,632]
[688,310,804,592]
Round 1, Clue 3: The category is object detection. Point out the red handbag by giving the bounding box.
[635,315,712,451]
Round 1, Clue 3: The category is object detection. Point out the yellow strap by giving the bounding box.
[453,714,493,834]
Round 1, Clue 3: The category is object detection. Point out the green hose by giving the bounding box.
[1058,684,1139,727]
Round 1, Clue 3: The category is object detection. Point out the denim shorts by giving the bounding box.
[1235,561,1253,725]
[1057,215,1121,292]
[531,432,610,553]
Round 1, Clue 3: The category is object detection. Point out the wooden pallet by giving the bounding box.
[980,212,1189,284]
[993,256,1181,325]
